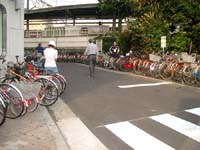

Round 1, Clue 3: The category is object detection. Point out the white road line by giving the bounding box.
[185,107,200,116]
[105,121,175,150]
[118,81,173,88]
[151,114,200,142]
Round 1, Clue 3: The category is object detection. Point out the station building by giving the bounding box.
[0,0,24,62]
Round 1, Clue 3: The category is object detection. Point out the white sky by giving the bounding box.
[55,0,98,6]
[25,0,99,8]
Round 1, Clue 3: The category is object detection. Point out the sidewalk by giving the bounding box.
[0,98,107,150]
[0,104,70,150]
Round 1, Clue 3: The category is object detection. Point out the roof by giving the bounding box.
[25,3,111,20]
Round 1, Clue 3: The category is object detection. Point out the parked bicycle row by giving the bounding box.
[56,52,200,87]
[0,56,67,126]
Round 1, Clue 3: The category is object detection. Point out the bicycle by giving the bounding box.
[0,83,24,119]
[25,57,67,95]
[0,94,6,126]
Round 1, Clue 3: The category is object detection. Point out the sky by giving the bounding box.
[25,0,99,9]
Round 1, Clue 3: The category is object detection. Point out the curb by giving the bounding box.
[47,98,108,150]
[40,106,70,150]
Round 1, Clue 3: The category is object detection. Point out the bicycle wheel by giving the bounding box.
[50,76,62,96]
[172,65,184,83]
[35,78,59,106]
[159,63,172,80]
[0,83,24,119]
[26,97,39,113]
[182,66,195,85]
[54,73,67,94]
[0,96,6,126]
[194,67,200,86]
[150,62,160,78]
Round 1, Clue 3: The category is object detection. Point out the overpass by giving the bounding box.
[24,3,125,52]
[24,3,113,28]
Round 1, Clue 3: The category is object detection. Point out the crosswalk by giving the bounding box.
[103,107,200,150]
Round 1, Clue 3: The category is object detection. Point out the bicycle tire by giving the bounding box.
[194,67,200,86]
[51,76,62,96]
[54,73,67,94]
[0,97,6,126]
[0,83,24,119]
[21,106,27,116]
[182,66,195,85]
[26,97,39,113]
[35,78,59,106]
[159,63,172,80]
[172,65,184,83]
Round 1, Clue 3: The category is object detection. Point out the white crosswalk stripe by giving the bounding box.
[151,114,200,142]
[104,107,200,150]
[185,107,200,116]
[105,121,175,150]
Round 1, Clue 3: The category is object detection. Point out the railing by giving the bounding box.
[24,30,43,38]
[24,25,109,38]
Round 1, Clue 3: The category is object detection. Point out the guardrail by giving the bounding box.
[24,25,109,38]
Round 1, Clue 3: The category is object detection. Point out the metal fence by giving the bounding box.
[24,25,110,38]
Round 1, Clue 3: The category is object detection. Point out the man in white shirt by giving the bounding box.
[84,39,99,77]
[43,40,58,73]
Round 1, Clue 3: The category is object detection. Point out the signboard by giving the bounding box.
[161,36,166,48]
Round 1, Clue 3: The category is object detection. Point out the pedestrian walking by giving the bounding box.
[43,40,58,73]
[84,39,99,77]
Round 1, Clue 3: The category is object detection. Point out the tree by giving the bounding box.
[98,0,132,32]
[127,0,200,53]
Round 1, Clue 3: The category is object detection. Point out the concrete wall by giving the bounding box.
[0,0,24,62]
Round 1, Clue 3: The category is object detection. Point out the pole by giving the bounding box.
[163,47,165,57]
[26,0,30,31]
[27,0,29,10]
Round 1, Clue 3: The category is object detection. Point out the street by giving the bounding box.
[60,63,200,150]
[1,62,200,150]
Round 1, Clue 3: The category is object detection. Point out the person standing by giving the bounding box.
[84,39,99,77]
[43,40,58,73]
[35,43,44,61]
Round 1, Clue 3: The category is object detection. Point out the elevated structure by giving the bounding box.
[24,3,125,52]
[24,3,114,29]
[25,3,105,20]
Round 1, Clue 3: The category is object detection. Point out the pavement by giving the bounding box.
[0,99,70,150]
[0,97,107,150]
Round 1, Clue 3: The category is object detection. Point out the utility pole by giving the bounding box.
[26,0,30,31]
[27,0,29,10]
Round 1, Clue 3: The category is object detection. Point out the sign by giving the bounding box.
[161,36,166,48]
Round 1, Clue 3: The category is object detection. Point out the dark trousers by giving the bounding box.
[88,54,96,77]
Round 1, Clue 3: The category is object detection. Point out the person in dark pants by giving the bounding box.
[35,43,44,62]
[84,39,99,77]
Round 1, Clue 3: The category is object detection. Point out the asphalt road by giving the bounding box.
[59,62,200,150]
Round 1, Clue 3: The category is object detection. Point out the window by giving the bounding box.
[0,5,6,58]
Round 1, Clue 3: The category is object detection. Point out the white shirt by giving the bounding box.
[84,43,99,56]
[44,47,58,67]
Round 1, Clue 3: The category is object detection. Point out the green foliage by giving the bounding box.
[168,33,191,53]
[125,0,200,54]
[118,29,132,54]
[99,0,200,54]
[98,0,132,18]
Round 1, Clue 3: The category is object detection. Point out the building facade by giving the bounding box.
[0,0,24,62]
